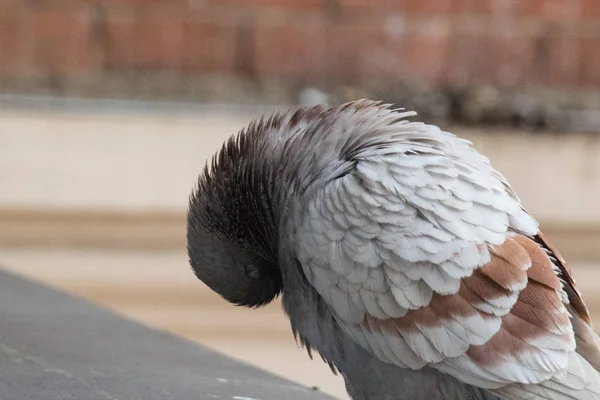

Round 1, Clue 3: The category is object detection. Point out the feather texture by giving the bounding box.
[293,101,600,399]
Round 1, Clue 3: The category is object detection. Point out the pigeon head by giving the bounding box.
[187,101,383,308]
[187,115,289,308]
[186,217,282,308]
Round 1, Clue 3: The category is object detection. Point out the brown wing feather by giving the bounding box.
[355,233,581,386]
[534,231,600,372]
[535,231,592,324]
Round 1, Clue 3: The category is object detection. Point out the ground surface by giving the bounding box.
[0,267,337,400]
[0,248,351,399]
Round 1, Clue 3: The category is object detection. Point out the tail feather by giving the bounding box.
[489,311,600,400]
[491,352,600,400]
[572,313,600,372]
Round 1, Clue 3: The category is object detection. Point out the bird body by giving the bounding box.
[188,100,600,400]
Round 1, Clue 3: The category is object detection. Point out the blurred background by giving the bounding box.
[1,1,599,399]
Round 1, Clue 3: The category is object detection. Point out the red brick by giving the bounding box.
[581,0,600,19]
[181,19,237,73]
[324,18,453,87]
[105,11,183,70]
[325,22,390,84]
[101,0,203,16]
[401,22,452,84]
[104,0,192,4]
[319,0,400,22]
[29,9,98,75]
[20,0,84,9]
[335,0,397,11]
[446,28,480,85]
[579,0,600,19]
[1,0,593,95]
[451,27,535,87]
[0,0,20,9]
[401,0,453,14]
[421,0,501,15]
[396,0,516,16]
[579,36,600,87]
[254,20,326,78]
[207,0,324,10]
[450,0,477,13]
[0,11,28,75]
[517,0,580,22]
[464,0,517,15]
[541,30,581,86]
[490,34,536,86]
[24,0,191,10]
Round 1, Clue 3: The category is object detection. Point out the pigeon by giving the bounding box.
[187,99,600,400]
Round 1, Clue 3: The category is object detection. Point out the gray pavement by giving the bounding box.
[0,268,337,400]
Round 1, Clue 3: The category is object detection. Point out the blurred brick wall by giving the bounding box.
[0,0,599,107]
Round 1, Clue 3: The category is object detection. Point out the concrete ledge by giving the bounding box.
[0,209,185,249]
[0,268,337,400]
[3,104,600,223]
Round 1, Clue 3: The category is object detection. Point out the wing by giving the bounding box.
[295,119,600,399]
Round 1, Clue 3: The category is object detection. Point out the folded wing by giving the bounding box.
[295,117,600,399]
